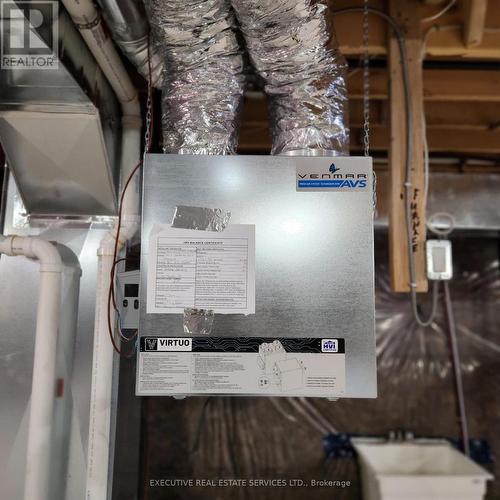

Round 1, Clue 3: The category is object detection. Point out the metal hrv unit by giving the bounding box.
[137,154,376,398]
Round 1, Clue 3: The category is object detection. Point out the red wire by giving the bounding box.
[107,34,154,356]
[107,271,137,357]
[107,160,141,357]
[110,32,155,313]
[110,160,142,311]
[111,256,138,342]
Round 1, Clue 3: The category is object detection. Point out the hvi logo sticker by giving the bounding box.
[321,339,339,353]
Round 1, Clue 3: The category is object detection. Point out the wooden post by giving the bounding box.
[388,0,428,293]
[463,0,487,48]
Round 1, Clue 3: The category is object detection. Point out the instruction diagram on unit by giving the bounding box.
[257,341,305,392]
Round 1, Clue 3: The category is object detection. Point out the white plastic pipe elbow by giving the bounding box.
[0,235,63,500]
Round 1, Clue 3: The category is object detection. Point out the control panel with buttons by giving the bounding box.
[117,270,140,330]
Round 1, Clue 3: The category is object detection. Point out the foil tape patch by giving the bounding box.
[172,206,231,232]
[172,205,231,334]
[183,308,215,335]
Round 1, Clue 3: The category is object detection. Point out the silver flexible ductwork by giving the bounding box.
[232,0,349,155]
[145,0,245,154]
[145,0,347,155]
[97,0,164,87]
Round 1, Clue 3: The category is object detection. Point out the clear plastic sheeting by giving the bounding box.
[144,0,245,154]
[231,0,349,155]
[141,236,500,499]
[172,206,231,232]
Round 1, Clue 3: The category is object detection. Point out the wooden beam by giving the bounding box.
[351,126,500,154]
[463,0,488,47]
[330,0,500,59]
[388,0,428,293]
[373,162,500,175]
[423,101,500,127]
[348,69,500,102]
[422,68,500,101]
[239,123,500,154]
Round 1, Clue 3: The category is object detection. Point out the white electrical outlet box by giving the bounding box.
[426,240,453,280]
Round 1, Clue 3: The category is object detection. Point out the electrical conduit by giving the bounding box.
[0,235,63,500]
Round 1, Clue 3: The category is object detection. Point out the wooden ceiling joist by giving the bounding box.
[239,124,500,155]
[239,0,500,160]
[331,0,500,59]
[387,0,428,293]
[463,0,488,47]
[347,68,500,102]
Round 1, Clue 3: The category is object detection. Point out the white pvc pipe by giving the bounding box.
[51,245,82,498]
[60,0,139,113]
[85,112,141,500]
[0,236,64,500]
[86,252,115,500]
[59,1,142,497]
[85,96,141,500]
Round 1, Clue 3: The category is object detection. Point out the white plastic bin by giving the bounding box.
[352,439,493,500]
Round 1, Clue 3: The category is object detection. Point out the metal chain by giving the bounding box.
[362,0,370,157]
[361,0,376,211]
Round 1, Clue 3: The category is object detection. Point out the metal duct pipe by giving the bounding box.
[145,0,245,154]
[231,0,349,156]
[97,0,164,87]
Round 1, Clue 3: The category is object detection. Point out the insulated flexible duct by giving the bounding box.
[145,0,245,154]
[232,0,349,155]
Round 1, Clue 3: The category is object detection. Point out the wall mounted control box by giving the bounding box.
[117,270,140,330]
[136,154,376,398]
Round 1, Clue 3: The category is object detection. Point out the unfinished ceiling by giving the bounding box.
[238,0,500,168]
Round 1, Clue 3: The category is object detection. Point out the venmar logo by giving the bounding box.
[297,161,368,191]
